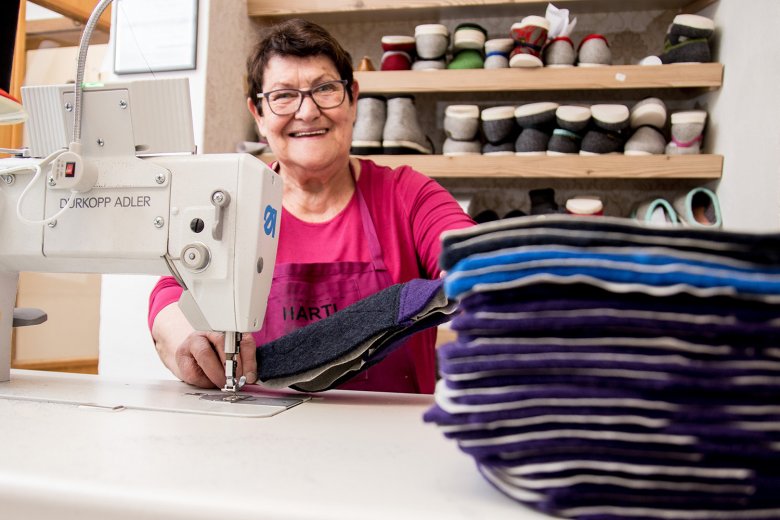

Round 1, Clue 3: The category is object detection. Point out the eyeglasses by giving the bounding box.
[257,79,349,116]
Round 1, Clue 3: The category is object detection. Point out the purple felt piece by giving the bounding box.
[438,337,737,361]
[441,370,780,394]
[458,290,780,324]
[397,278,445,324]
[438,355,780,381]
[449,310,780,346]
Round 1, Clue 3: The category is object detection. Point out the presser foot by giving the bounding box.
[222,375,246,394]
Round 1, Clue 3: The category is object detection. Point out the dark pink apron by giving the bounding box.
[252,172,419,393]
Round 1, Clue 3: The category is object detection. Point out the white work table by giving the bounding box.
[0,370,554,520]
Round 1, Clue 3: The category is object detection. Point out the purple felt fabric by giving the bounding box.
[449,310,780,346]
[438,338,738,361]
[397,278,445,324]
[459,288,780,323]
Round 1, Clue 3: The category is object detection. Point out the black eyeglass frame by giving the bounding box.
[256,79,350,116]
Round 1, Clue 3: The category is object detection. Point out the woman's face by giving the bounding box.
[250,54,358,174]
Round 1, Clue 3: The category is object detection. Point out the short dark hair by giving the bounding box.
[247,19,354,112]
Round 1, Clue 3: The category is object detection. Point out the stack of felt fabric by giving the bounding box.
[424,215,780,519]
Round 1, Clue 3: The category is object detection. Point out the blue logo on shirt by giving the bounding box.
[264,205,277,238]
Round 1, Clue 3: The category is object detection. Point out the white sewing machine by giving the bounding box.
[0,75,284,405]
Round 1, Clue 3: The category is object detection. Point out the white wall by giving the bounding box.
[703,0,780,231]
[98,0,212,381]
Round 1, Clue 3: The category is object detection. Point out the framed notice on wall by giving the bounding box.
[113,0,198,74]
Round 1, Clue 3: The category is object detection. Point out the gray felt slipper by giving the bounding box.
[591,104,630,132]
[580,128,624,155]
[444,104,480,141]
[661,14,714,64]
[415,24,449,60]
[481,105,518,144]
[556,105,591,133]
[351,95,386,155]
[515,127,551,155]
[630,97,667,130]
[547,128,582,155]
[665,110,707,154]
[577,34,611,67]
[624,126,666,155]
[543,36,575,67]
[514,102,559,129]
[484,38,513,69]
[382,95,433,154]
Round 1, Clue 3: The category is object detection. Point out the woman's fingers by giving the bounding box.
[175,331,257,389]
[239,334,258,384]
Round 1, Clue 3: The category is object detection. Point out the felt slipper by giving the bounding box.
[382,95,433,154]
[547,128,582,155]
[481,106,518,144]
[565,196,604,216]
[514,102,559,129]
[380,50,412,71]
[515,128,551,155]
[447,49,484,69]
[509,15,549,68]
[630,97,667,129]
[453,23,487,52]
[665,110,707,154]
[673,187,722,228]
[351,95,386,155]
[543,36,575,67]
[556,105,591,133]
[444,104,481,141]
[484,38,513,69]
[415,24,449,60]
[580,128,624,155]
[590,104,630,132]
[381,35,416,53]
[667,14,715,44]
[624,126,667,155]
[661,14,715,64]
[577,34,611,67]
[633,198,678,225]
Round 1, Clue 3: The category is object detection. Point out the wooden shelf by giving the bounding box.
[355,64,722,94]
[261,154,723,179]
[248,0,710,19]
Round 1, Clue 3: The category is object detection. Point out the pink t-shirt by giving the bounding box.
[148,159,474,390]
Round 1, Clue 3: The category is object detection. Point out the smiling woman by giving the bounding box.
[147,18,475,395]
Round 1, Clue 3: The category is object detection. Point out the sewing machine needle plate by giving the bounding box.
[0,370,310,418]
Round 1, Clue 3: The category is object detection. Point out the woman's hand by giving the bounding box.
[152,304,258,389]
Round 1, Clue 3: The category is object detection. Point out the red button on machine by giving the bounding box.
[65,161,76,177]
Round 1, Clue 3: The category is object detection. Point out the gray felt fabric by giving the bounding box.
[515,128,550,154]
